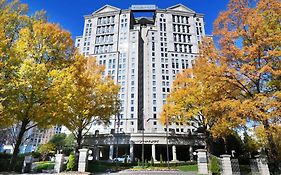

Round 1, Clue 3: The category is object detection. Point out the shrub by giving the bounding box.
[145,159,148,167]
[210,156,220,175]
[0,153,24,172]
[66,153,75,171]
[33,162,54,173]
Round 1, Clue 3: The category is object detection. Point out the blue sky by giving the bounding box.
[21,0,229,39]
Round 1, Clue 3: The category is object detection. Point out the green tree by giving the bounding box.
[38,143,56,161]
[49,133,66,151]
[243,132,259,157]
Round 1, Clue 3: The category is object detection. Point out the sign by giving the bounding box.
[131,5,157,11]
[199,157,207,163]
[134,140,159,144]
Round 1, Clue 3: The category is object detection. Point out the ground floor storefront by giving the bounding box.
[83,133,205,162]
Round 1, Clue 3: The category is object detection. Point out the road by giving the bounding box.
[96,170,197,175]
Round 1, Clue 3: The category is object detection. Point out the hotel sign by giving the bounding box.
[131,5,157,11]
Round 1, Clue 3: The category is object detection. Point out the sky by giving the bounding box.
[20,0,230,39]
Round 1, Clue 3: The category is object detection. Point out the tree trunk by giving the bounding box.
[74,128,83,170]
[9,119,29,171]
[223,137,228,154]
[262,120,280,173]
[204,130,214,154]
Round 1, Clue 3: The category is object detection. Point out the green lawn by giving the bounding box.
[131,164,198,172]
[175,165,198,172]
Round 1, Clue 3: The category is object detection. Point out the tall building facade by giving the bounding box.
[75,4,206,162]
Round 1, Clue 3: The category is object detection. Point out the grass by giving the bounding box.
[131,164,198,172]
[88,162,131,173]
[87,161,198,173]
[175,165,198,172]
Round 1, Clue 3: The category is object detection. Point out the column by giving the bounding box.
[256,155,270,175]
[95,146,100,161]
[172,145,177,162]
[78,149,88,172]
[196,149,208,175]
[109,145,114,161]
[22,155,33,173]
[152,144,156,161]
[130,143,134,162]
[54,154,64,173]
[221,154,232,175]
[189,146,194,161]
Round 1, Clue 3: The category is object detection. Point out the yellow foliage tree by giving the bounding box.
[0,0,75,170]
[161,38,244,153]
[49,53,119,156]
[212,0,280,171]
[162,1,280,165]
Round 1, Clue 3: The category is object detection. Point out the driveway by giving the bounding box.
[96,170,197,175]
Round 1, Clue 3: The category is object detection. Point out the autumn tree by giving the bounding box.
[161,38,245,153]
[212,0,280,172]
[0,0,75,170]
[50,54,119,162]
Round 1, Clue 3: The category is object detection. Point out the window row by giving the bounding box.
[95,35,114,44]
[96,25,115,34]
[173,24,190,33]
[173,34,191,43]
[94,44,113,54]
[172,15,189,24]
[174,44,192,53]
[97,16,115,25]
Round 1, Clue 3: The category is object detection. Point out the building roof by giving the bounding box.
[92,4,121,14]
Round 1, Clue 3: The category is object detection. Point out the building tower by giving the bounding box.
[76,4,206,162]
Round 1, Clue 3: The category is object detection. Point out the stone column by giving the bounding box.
[189,146,193,161]
[54,154,64,173]
[130,143,134,162]
[152,144,156,161]
[109,145,114,161]
[196,149,208,175]
[256,155,270,175]
[95,146,100,161]
[172,145,177,162]
[22,155,33,173]
[78,149,88,172]
[221,154,232,175]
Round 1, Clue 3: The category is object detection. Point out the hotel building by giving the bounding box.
[75,4,206,162]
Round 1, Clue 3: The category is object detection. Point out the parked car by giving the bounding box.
[113,155,131,163]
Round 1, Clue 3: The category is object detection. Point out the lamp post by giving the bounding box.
[141,110,145,168]
[115,114,120,166]
[165,110,170,169]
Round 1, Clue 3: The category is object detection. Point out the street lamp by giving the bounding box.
[115,114,120,166]
[141,110,145,168]
[165,110,170,169]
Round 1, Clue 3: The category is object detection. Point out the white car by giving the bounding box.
[113,155,131,163]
